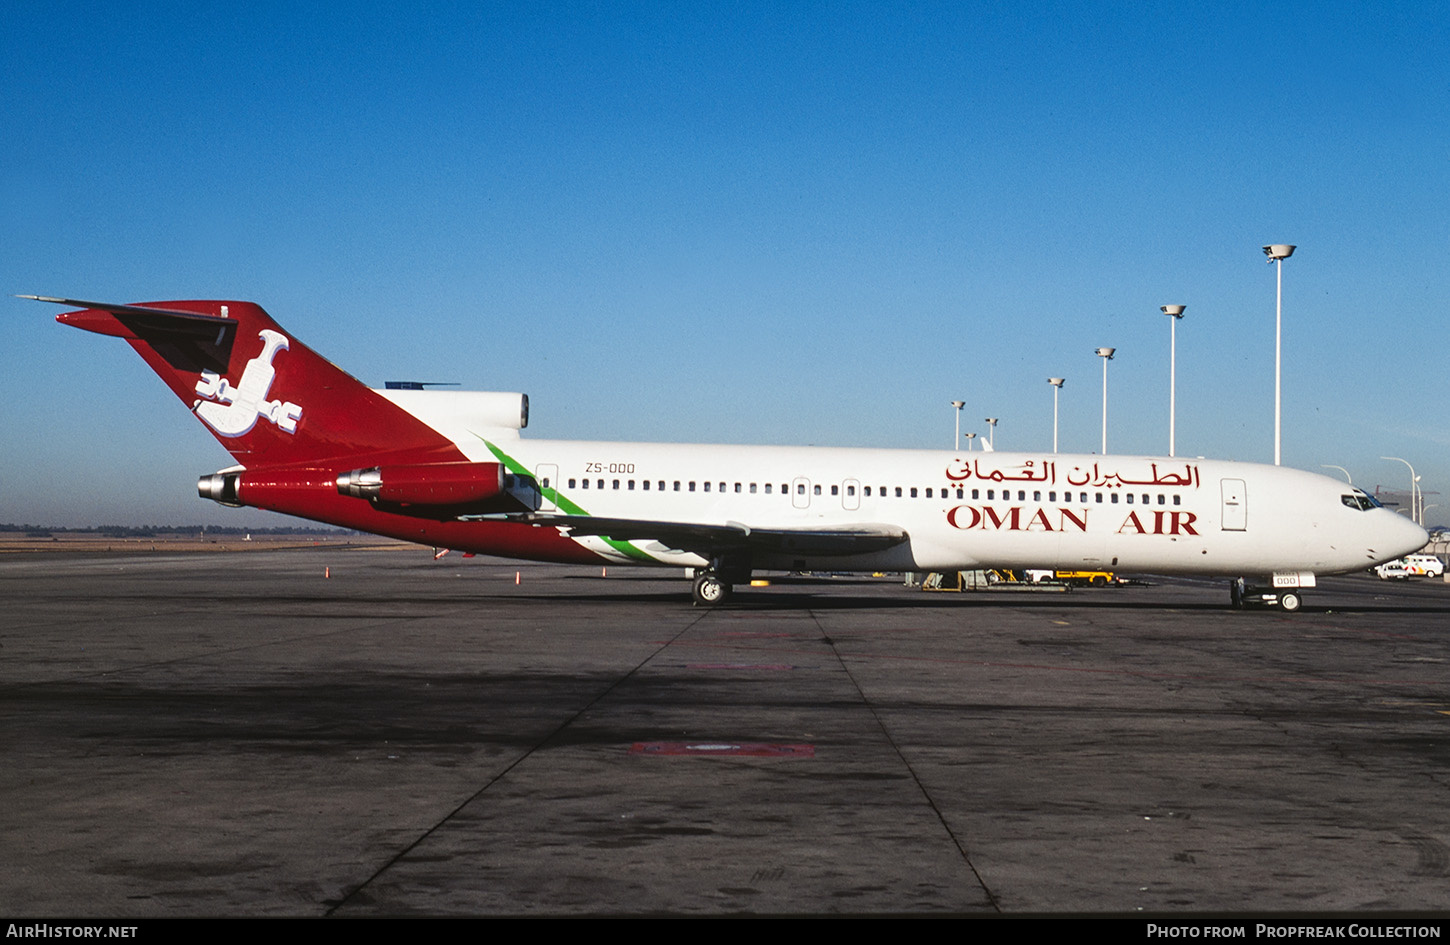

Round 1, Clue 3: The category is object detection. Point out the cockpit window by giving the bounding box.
[1341,490,1381,511]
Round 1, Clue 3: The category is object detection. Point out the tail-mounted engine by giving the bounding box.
[199,461,541,519]
[335,461,540,516]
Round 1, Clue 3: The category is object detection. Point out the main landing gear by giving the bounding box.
[1230,578,1304,612]
[691,556,752,607]
[693,572,731,606]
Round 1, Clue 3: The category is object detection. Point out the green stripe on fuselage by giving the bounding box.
[480,438,657,563]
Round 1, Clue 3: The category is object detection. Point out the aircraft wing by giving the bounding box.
[492,513,908,557]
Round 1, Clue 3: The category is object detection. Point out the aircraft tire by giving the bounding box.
[693,573,729,607]
[1230,579,1244,610]
[1278,591,1302,613]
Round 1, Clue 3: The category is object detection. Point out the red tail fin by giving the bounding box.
[46,298,461,467]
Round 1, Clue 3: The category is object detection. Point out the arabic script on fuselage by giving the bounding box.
[944,458,1200,490]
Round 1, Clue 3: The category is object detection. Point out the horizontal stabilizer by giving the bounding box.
[30,295,240,374]
[20,295,236,326]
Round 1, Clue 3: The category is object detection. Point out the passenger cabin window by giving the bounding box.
[568,478,577,488]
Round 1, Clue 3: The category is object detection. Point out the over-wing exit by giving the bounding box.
[31,296,1428,610]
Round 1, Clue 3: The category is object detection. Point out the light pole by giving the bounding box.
[1161,305,1185,456]
[1048,378,1065,453]
[951,401,965,450]
[1381,456,1419,525]
[1320,465,1353,485]
[963,432,977,451]
[1095,348,1115,454]
[985,417,998,450]
[1264,244,1296,465]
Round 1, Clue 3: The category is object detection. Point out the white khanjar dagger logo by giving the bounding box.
[193,329,303,437]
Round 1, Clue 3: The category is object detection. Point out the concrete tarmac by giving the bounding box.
[2,547,1449,916]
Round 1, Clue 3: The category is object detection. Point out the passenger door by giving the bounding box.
[1221,478,1247,531]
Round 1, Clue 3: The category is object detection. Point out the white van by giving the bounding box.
[1375,555,1445,580]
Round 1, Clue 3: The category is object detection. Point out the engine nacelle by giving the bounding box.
[335,462,540,514]
[199,467,336,511]
[199,462,541,519]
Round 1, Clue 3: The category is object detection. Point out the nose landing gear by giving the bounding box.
[1230,578,1305,612]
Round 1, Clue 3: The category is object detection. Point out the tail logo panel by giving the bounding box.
[193,329,303,437]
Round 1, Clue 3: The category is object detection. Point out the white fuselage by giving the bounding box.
[454,431,1426,578]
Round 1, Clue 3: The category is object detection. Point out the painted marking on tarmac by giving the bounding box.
[629,742,815,757]
[685,663,798,670]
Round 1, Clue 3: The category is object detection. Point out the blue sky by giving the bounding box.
[4,1,1446,527]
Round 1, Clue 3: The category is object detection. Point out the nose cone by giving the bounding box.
[1380,512,1430,561]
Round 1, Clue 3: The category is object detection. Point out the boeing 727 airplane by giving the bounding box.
[30,295,1429,611]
